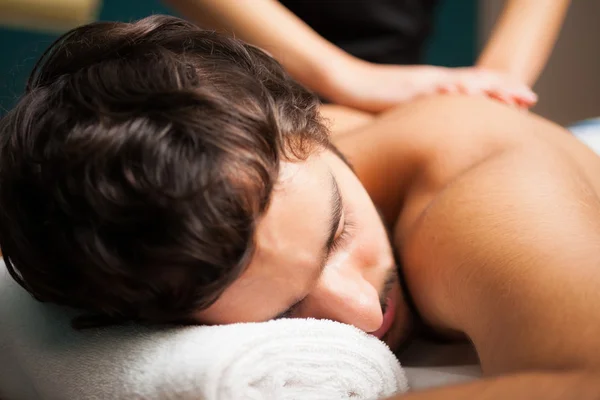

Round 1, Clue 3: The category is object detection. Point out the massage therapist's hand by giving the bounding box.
[438,67,538,109]
[164,0,541,114]
[325,60,537,113]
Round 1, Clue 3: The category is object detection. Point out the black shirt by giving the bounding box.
[279,0,438,65]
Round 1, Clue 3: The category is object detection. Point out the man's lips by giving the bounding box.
[370,288,397,339]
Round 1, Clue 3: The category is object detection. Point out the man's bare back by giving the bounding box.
[333,95,600,375]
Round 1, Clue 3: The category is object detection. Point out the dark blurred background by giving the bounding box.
[0,0,477,114]
[1,1,598,125]
[479,1,600,125]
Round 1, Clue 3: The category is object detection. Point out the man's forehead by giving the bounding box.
[247,154,332,276]
[275,154,327,192]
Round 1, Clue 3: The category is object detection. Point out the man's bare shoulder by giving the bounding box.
[399,147,600,373]
[330,94,600,373]
[334,95,572,224]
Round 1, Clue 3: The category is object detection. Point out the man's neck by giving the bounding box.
[333,108,425,227]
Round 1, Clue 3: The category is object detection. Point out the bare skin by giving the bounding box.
[319,104,375,138]
[390,371,600,400]
[333,94,600,375]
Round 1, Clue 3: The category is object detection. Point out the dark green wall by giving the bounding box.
[0,0,477,114]
[426,0,478,67]
[0,0,172,114]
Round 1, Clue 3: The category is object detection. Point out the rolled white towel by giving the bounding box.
[0,262,407,400]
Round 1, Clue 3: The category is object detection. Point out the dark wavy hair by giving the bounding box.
[0,15,328,327]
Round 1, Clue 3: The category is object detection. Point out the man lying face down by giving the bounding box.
[3,15,600,399]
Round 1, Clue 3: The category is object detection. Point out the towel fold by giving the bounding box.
[0,262,407,400]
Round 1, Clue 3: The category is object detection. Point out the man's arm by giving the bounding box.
[386,371,600,400]
[401,145,600,374]
[477,0,571,86]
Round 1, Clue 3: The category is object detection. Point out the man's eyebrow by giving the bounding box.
[324,172,343,259]
[272,171,343,320]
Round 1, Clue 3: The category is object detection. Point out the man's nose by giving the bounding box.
[304,267,383,333]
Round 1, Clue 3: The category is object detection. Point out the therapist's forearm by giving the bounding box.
[385,371,600,400]
[476,0,571,86]
[164,0,354,99]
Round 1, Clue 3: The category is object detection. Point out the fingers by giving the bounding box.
[488,87,537,109]
[435,68,538,109]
